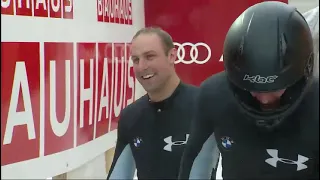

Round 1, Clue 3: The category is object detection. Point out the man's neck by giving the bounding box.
[148,74,181,102]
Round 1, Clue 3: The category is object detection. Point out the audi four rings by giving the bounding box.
[174,42,211,65]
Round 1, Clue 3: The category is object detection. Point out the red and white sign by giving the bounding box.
[97,0,132,24]
[1,42,135,166]
[1,0,73,18]
[1,0,144,178]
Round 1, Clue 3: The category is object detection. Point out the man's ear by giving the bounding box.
[168,48,177,65]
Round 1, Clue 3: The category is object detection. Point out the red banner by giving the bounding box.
[1,42,135,165]
[1,0,73,18]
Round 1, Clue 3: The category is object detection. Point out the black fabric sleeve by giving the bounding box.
[106,112,136,180]
[312,153,319,179]
[178,85,219,179]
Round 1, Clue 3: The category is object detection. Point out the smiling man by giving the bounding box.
[106,27,219,179]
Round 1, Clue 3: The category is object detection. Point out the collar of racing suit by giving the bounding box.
[148,81,185,110]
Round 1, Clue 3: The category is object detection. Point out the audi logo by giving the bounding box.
[174,42,211,65]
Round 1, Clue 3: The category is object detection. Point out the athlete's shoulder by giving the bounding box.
[300,78,319,147]
[310,77,319,113]
[305,77,319,105]
[199,71,231,97]
[183,82,199,89]
[121,94,148,117]
[181,83,200,95]
[311,77,319,96]
[298,78,319,131]
[119,94,148,127]
[201,71,228,88]
[195,72,235,119]
[175,83,200,108]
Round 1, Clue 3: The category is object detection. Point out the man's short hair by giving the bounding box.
[132,26,175,55]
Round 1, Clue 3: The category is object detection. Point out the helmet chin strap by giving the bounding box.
[259,101,281,111]
[236,77,314,132]
[239,102,291,132]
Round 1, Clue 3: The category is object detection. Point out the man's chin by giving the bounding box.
[143,86,158,93]
[142,84,161,94]
[260,102,281,111]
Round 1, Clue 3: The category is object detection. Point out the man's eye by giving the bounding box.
[132,57,139,64]
[146,55,155,60]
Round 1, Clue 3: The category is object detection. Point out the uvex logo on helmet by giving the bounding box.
[174,42,211,65]
[243,74,278,84]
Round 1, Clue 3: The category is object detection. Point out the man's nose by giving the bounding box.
[138,59,148,70]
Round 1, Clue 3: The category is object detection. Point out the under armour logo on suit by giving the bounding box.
[265,149,309,171]
[163,134,189,152]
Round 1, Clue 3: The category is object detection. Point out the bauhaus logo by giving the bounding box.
[97,0,132,24]
[1,0,73,19]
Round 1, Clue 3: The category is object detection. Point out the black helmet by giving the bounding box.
[223,1,314,131]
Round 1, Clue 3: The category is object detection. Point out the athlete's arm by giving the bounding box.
[179,84,220,179]
[106,112,136,180]
[312,151,319,179]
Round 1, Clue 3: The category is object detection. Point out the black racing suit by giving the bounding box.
[179,72,319,179]
[106,82,220,179]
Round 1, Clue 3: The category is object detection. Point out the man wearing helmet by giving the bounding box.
[179,1,319,179]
